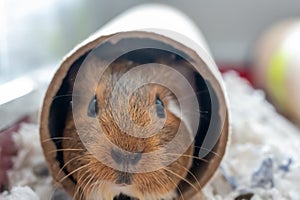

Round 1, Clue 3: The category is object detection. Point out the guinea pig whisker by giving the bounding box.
[74,168,94,200]
[154,170,180,200]
[59,163,92,183]
[73,186,82,200]
[47,148,85,155]
[76,167,92,184]
[193,146,222,158]
[56,154,89,180]
[88,177,102,200]
[164,153,208,163]
[157,170,184,200]
[74,177,87,200]
[73,177,84,199]
[170,181,184,200]
[81,172,97,200]
[173,162,202,190]
[78,171,97,200]
[163,167,199,193]
[41,137,73,143]
[152,171,168,191]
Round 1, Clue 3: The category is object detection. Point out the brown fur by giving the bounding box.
[61,57,194,199]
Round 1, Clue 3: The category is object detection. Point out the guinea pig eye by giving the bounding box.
[155,96,165,118]
[87,95,98,118]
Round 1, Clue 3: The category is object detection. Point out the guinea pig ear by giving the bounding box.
[167,100,193,135]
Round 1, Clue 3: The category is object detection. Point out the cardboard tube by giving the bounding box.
[40,4,229,199]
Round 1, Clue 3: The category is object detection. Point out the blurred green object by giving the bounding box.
[267,49,288,110]
[253,20,300,125]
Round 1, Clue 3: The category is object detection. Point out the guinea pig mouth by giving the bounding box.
[113,193,138,200]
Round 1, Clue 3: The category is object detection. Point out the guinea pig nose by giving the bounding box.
[111,149,142,165]
[116,172,132,185]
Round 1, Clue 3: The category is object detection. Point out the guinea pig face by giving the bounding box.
[75,81,194,200]
[61,60,198,199]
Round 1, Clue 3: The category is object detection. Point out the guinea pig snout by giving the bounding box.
[111,149,142,166]
[115,172,132,185]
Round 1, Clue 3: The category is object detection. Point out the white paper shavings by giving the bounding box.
[0,124,69,200]
[0,186,39,200]
[1,72,300,200]
[202,72,300,200]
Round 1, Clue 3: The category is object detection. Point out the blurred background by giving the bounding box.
[1,0,300,128]
[1,0,300,193]
[1,0,300,83]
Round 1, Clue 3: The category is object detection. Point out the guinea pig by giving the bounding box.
[57,54,200,200]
